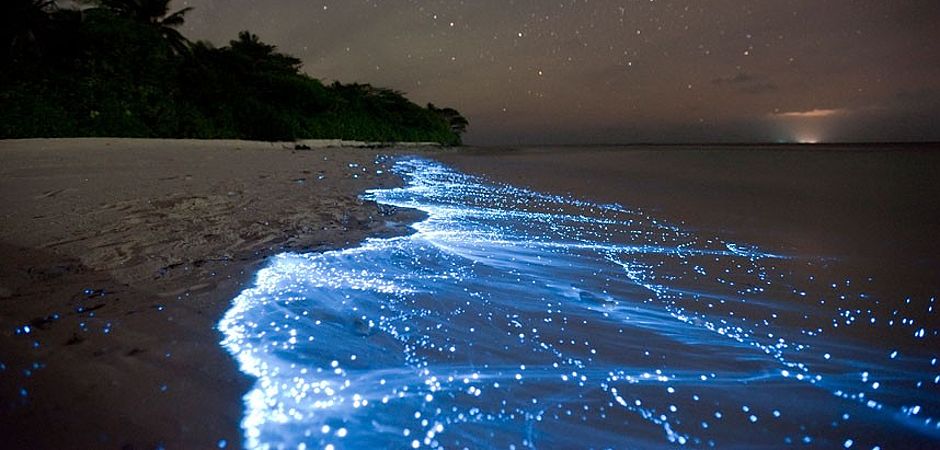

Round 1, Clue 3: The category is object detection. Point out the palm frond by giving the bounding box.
[160,6,192,28]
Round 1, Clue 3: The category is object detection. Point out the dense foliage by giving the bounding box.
[0,0,467,144]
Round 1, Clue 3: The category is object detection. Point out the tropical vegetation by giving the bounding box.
[0,0,468,145]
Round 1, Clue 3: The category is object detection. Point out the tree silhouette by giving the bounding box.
[1,0,56,63]
[2,1,468,144]
[428,103,469,135]
[97,0,192,54]
[228,31,302,73]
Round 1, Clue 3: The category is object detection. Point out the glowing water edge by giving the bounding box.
[219,158,938,449]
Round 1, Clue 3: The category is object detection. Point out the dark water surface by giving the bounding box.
[222,147,939,449]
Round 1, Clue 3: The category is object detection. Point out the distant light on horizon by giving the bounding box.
[797,136,821,144]
[778,127,825,145]
[775,114,830,145]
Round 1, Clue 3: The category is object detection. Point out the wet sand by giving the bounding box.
[0,139,429,449]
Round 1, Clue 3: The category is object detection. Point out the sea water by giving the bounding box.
[219,157,938,449]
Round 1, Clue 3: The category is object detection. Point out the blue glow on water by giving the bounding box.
[219,158,939,449]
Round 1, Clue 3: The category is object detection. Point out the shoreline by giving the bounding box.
[4,140,936,447]
[0,138,429,448]
[198,153,940,448]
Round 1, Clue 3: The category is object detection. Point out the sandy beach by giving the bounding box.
[0,138,432,449]
[4,0,938,446]
[3,140,939,449]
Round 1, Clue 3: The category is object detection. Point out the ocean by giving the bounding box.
[220,146,939,449]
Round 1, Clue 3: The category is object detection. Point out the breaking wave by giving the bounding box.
[219,158,938,449]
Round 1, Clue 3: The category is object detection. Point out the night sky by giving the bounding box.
[180,1,940,145]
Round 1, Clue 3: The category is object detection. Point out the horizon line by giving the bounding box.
[467,140,940,148]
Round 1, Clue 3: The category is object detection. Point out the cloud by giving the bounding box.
[711,72,757,85]
[740,83,778,95]
[711,72,778,95]
[774,108,847,118]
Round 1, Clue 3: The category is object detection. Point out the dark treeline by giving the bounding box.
[1,0,468,144]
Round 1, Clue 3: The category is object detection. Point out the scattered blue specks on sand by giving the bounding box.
[219,158,938,449]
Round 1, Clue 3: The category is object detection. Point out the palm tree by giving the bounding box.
[229,31,302,73]
[1,0,56,63]
[428,103,469,135]
[97,0,193,54]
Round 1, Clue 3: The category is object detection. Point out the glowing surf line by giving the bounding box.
[219,157,939,449]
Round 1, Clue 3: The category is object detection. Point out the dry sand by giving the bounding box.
[0,138,433,449]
